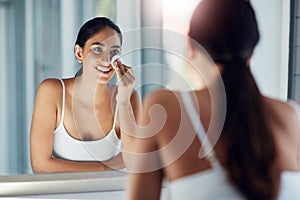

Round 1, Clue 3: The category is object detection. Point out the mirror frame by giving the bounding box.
[0,171,126,197]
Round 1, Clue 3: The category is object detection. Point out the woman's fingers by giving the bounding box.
[117,59,127,74]
[114,59,135,87]
[120,72,135,87]
[115,59,127,76]
[114,60,136,103]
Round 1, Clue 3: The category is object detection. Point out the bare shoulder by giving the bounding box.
[143,89,180,108]
[264,96,299,117]
[264,96,300,134]
[37,78,62,91]
[37,78,74,94]
[141,89,182,127]
[35,78,67,103]
[264,97,300,170]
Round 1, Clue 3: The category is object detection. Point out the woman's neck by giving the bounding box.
[73,75,111,105]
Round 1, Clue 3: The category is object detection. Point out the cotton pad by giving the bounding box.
[111,55,121,70]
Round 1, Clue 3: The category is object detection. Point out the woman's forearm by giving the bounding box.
[118,94,142,151]
[32,154,124,174]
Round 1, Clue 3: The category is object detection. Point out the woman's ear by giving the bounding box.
[187,38,196,60]
[75,45,83,63]
[246,51,254,66]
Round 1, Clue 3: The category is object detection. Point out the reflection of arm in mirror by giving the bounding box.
[125,90,166,200]
[113,59,142,154]
[29,17,139,173]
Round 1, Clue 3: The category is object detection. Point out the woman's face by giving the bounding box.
[77,27,122,84]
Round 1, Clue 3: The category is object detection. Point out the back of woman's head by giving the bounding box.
[189,1,279,200]
[189,0,259,63]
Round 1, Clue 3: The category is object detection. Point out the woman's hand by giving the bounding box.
[113,59,136,104]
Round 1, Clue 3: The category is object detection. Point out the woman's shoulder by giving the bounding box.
[264,96,300,116]
[264,98,300,170]
[36,78,73,101]
[32,79,64,112]
[37,78,60,92]
[143,89,182,107]
[264,96,300,134]
[38,78,74,91]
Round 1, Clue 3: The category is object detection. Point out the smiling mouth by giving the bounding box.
[95,66,114,74]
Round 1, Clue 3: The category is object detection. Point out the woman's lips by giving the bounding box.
[95,66,114,77]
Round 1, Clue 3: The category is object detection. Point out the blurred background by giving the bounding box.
[0,0,298,175]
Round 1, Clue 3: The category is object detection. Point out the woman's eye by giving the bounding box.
[110,49,120,57]
[93,47,103,53]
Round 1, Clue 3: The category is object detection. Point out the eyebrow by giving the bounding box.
[91,42,105,46]
[91,42,121,49]
[111,45,121,49]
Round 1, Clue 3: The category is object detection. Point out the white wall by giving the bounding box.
[160,0,290,98]
[250,0,290,100]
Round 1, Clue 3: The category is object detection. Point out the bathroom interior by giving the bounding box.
[0,0,299,199]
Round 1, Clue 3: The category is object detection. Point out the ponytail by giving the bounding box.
[187,0,279,198]
[221,59,279,200]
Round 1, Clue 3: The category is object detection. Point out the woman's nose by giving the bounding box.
[101,59,110,66]
[100,54,111,66]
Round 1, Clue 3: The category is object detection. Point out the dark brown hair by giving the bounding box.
[75,17,122,48]
[189,0,278,199]
[74,17,122,76]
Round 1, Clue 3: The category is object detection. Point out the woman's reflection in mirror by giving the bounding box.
[30,17,140,173]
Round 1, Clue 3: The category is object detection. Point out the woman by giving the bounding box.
[30,17,140,173]
[126,0,300,199]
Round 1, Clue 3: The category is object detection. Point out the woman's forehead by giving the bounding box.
[86,27,121,46]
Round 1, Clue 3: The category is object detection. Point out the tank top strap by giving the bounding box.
[180,91,220,169]
[287,100,300,166]
[112,103,118,128]
[58,79,66,126]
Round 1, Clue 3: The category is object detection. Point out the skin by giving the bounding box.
[30,27,141,173]
[126,46,300,199]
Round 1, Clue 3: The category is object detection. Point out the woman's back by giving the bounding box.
[147,89,300,199]
[126,0,300,199]
[263,98,300,172]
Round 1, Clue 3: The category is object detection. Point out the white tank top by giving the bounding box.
[169,92,300,200]
[169,92,245,200]
[52,79,121,162]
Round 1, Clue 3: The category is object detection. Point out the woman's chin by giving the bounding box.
[96,76,113,84]
[94,71,114,84]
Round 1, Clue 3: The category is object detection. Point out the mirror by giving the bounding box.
[0,0,294,197]
[0,0,119,176]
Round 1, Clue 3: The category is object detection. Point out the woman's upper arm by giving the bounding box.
[30,79,60,169]
[126,136,163,200]
[126,92,164,200]
[130,89,142,121]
